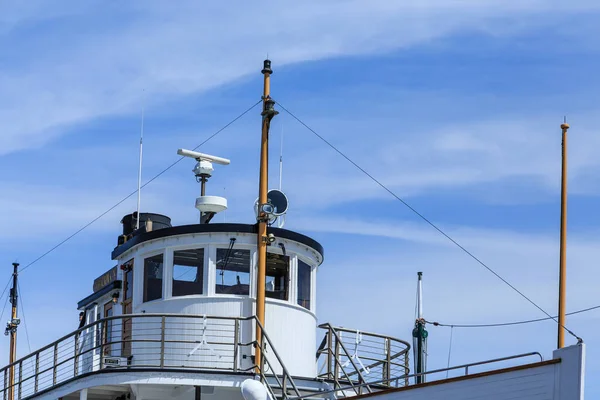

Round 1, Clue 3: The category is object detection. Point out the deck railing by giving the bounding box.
[0,314,300,400]
[296,351,544,399]
[316,323,412,396]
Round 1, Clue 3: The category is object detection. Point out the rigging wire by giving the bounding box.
[0,289,9,327]
[427,304,600,329]
[446,326,454,379]
[275,100,582,343]
[17,281,32,353]
[17,99,262,275]
[0,276,10,307]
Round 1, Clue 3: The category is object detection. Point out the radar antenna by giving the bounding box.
[177,149,230,223]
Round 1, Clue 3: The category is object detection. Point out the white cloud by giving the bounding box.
[1,0,599,155]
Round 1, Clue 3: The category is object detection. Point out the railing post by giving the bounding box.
[34,354,39,393]
[4,368,7,400]
[326,327,332,379]
[53,342,58,385]
[384,338,391,385]
[99,320,104,370]
[404,352,409,387]
[333,330,340,381]
[260,334,266,380]
[160,316,166,368]
[74,332,80,377]
[17,361,22,400]
[465,366,469,375]
[233,319,239,373]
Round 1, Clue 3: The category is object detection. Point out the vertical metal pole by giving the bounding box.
[404,353,409,387]
[34,354,39,393]
[53,343,58,385]
[326,328,332,379]
[385,338,391,384]
[558,121,569,349]
[7,263,19,400]
[160,316,166,368]
[17,362,21,400]
[256,59,278,372]
[333,333,340,381]
[135,108,144,231]
[233,319,239,372]
[74,332,79,377]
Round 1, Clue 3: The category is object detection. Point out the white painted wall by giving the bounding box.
[359,344,585,400]
[113,230,321,377]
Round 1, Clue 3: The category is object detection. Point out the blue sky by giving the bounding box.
[1,0,600,396]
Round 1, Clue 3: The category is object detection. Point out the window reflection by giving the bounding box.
[266,253,289,301]
[173,248,204,296]
[297,260,311,310]
[216,249,250,295]
[143,254,164,302]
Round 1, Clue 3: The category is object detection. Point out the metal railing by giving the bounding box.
[316,324,411,396]
[0,314,301,400]
[296,351,544,399]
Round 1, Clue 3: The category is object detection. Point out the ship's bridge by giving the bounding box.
[77,213,324,378]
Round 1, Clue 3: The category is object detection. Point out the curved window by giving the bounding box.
[143,254,164,302]
[297,260,311,310]
[216,248,250,295]
[266,253,289,301]
[173,248,204,296]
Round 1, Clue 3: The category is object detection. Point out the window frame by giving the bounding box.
[296,257,313,311]
[214,246,253,297]
[171,247,206,297]
[142,251,165,303]
[265,251,290,302]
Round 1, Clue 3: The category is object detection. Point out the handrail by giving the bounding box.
[318,323,412,349]
[1,313,252,372]
[255,317,301,399]
[293,351,545,399]
[316,323,411,394]
[0,313,301,400]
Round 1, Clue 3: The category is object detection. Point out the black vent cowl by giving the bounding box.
[118,212,172,245]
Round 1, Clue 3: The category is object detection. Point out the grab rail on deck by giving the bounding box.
[298,351,544,399]
[316,323,412,395]
[0,313,302,400]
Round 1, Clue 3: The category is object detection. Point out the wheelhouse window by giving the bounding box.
[297,260,311,310]
[143,254,164,302]
[173,248,204,296]
[266,253,289,301]
[216,248,250,295]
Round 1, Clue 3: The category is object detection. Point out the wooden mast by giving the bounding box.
[256,59,278,372]
[6,262,19,400]
[558,120,569,349]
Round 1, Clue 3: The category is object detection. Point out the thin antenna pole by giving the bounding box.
[417,271,423,319]
[558,118,570,349]
[136,107,145,230]
[6,262,19,400]
[413,271,427,384]
[256,59,278,373]
[279,121,284,190]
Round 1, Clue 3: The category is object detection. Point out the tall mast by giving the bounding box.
[558,119,569,348]
[412,271,428,384]
[5,262,19,400]
[256,59,278,372]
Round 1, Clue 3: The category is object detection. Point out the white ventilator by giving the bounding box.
[187,315,221,359]
[241,378,273,400]
[341,330,370,375]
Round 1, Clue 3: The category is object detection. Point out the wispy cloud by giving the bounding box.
[2,1,599,155]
